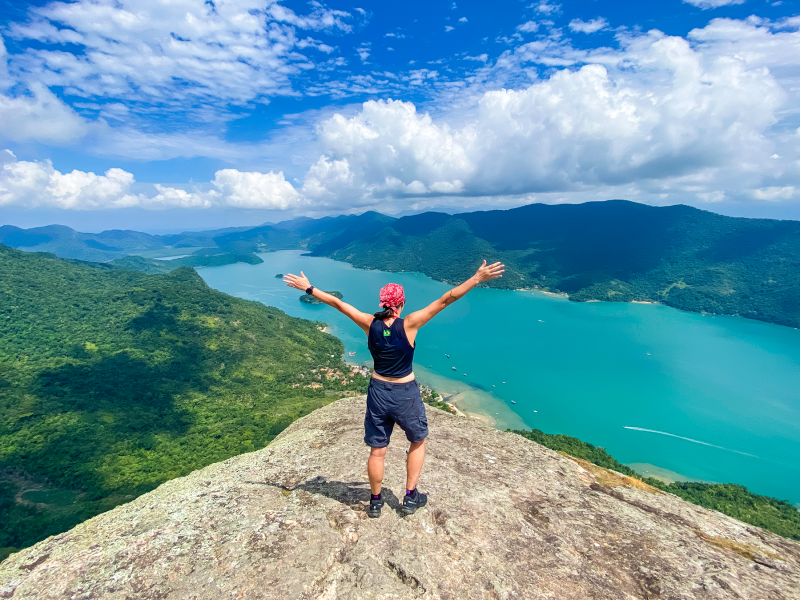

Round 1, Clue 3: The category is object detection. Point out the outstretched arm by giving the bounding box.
[283,271,373,334]
[405,260,504,333]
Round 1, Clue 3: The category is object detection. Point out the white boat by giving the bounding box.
[463,373,467,376]
[452,366,457,371]
[511,400,516,404]
[502,381,506,384]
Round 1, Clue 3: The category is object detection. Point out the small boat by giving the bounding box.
[452,366,457,371]
[492,385,496,387]
[348,352,356,356]
[446,354,450,358]
[511,400,516,404]
[463,373,467,376]
[534,410,538,413]
[538,320,544,322]
[429,365,432,367]
[502,381,506,384]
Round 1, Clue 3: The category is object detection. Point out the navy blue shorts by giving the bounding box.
[364,379,429,448]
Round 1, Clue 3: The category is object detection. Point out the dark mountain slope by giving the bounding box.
[322,201,800,328]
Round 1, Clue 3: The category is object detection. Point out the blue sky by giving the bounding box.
[1,0,799,231]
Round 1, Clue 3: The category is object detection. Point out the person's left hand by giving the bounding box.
[283,271,311,291]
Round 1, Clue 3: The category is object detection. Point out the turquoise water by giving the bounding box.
[199,251,800,504]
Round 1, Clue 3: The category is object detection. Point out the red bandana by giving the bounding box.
[379,283,405,316]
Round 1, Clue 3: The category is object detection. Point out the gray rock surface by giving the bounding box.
[1,396,798,599]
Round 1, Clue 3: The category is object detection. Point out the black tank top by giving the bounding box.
[368,318,415,378]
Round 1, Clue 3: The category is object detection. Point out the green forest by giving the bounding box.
[0,246,368,561]
[322,202,800,329]
[2,227,799,562]
[6,203,800,328]
[510,428,800,541]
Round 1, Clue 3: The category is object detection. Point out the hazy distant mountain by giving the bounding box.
[0,224,254,262]
[0,225,161,261]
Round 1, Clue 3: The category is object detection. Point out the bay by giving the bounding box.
[199,251,800,505]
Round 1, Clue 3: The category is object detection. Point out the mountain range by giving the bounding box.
[3,200,799,328]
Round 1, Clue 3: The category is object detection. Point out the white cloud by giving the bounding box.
[445,26,455,32]
[531,2,561,15]
[279,21,797,208]
[0,84,88,144]
[212,169,303,209]
[459,17,468,23]
[4,13,800,214]
[311,99,471,204]
[752,186,795,201]
[0,157,139,209]
[683,0,745,9]
[301,156,354,201]
[4,0,354,124]
[696,191,726,202]
[517,21,540,33]
[568,18,608,34]
[357,43,371,62]
[0,153,305,210]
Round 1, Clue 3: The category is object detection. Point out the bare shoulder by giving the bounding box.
[403,309,427,330]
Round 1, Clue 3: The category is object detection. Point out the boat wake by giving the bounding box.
[622,426,758,458]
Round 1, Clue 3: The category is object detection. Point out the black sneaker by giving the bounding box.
[367,494,384,518]
[402,489,427,515]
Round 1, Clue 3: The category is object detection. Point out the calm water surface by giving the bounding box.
[199,251,800,504]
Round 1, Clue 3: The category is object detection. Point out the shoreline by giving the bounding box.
[625,462,696,485]
[260,251,800,331]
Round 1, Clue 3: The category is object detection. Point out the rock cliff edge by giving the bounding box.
[1,397,798,599]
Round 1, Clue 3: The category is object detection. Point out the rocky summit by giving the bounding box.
[1,397,798,599]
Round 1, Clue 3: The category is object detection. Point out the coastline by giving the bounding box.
[626,462,695,485]
[412,365,529,431]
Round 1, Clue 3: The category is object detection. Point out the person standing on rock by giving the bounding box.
[284,260,505,517]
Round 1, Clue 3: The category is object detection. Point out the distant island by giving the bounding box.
[300,290,343,305]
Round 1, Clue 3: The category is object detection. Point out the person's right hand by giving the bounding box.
[474,260,505,282]
[283,271,311,291]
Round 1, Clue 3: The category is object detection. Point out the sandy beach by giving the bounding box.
[627,462,696,485]
[429,382,528,431]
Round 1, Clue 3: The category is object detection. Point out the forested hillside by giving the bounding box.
[6,201,800,328]
[320,202,800,328]
[0,245,368,559]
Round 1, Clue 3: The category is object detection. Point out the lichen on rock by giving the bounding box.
[1,396,798,599]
